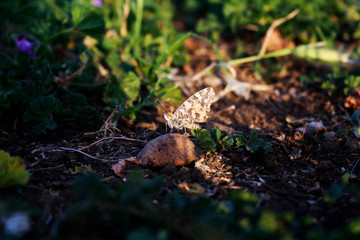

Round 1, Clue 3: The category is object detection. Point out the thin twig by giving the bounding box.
[54,58,88,85]
[28,164,64,172]
[259,9,300,57]
[351,159,360,175]
[170,62,236,89]
[58,147,109,162]
[78,136,146,151]
[85,106,122,137]
[213,80,273,103]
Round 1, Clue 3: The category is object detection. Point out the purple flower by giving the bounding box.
[92,0,103,7]
[14,35,38,59]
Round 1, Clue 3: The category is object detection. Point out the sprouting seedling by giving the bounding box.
[351,109,360,138]
[191,127,269,154]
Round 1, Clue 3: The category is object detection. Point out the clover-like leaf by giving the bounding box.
[105,72,141,107]
[191,128,216,151]
[0,150,30,188]
[23,96,62,135]
[222,135,234,148]
[64,92,88,108]
[245,131,269,154]
[68,105,101,130]
[71,4,105,39]
[235,134,246,147]
[157,84,183,105]
[12,83,48,104]
[157,32,192,65]
[210,126,222,143]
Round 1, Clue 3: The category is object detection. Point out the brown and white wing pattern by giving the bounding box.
[164,87,215,130]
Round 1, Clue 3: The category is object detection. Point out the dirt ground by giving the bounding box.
[1,36,360,233]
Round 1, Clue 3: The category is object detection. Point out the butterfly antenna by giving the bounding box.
[155,99,169,114]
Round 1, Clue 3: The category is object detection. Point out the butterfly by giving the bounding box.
[164,87,215,131]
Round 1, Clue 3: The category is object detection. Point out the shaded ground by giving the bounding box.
[1,37,360,235]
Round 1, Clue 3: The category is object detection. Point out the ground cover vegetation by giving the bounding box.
[1,0,360,239]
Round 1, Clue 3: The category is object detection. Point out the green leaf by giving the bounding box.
[197,129,211,143]
[191,128,216,151]
[12,83,48,104]
[246,131,269,154]
[248,130,258,145]
[120,72,141,102]
[335,129,352,136]
[157,84,183,104]
[71,4,105,39]
[235,134,247,147]
[105,72,141,107]
[158,32,192,65]
[0,150,30,188]
[62,93,101,130]
[43,0,69,23]
[222,136,234,148]
[199,139,216,152]
[344,75,360,95]
[67,106,101,130]
[324,183,343,204]
[210,126,222,142]
[64,92,88,108]
[167,32,192,59]
[23,96,62,135]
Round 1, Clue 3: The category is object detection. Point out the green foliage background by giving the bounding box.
[1,0,360,238]
[1,0,360,134]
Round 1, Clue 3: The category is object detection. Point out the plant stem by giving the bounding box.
[48,27,75,41]
[134,0,143,38]
[228,42,326,66]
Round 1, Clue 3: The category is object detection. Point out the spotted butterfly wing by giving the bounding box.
[164,87,215,130]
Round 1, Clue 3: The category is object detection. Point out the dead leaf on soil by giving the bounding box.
[178,182,206,195]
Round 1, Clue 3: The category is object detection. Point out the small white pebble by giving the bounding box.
[4,212,31,236]
[259,177,266,183]
[307,200,316,205]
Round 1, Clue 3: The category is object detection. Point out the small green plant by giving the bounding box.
[23,96,62,135]
[320,73,360,95]
[0,150,30,188]
[17,171,357,239]
[103,32,192,119]
[323,173,351,204]
[191,127,269,153]
[344,75,360,95]
[210,127,236,151]
[62,92,102,130]
[238,130,269,154]
[191,128,216,151]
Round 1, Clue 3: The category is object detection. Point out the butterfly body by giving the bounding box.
[164,87,215,131]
